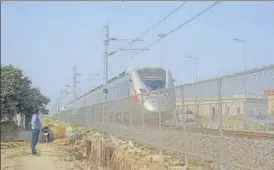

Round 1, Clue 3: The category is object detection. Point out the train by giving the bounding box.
[64,66,176,124]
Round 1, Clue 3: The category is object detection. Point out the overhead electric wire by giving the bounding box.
[105,1,125,26]
[95,2,125,82]
[111,2,188,53]
[128,1,221,59]
[97,2,125,78]
[89,2,125,42]
[65,3,125,103]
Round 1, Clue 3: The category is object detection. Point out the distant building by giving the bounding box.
[176,94,269,121]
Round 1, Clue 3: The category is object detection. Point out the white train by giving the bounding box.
[65,66,176,122]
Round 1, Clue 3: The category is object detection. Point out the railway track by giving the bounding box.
[161,124,274,140]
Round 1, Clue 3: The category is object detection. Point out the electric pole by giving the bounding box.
[102,25,148,102]
[73,66,77,100]
[103,25,109,102]
[56,94,59,112]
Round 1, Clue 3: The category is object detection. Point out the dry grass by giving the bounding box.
[42,119,51,127]
[42,119,67,139]
[1,141,29,150]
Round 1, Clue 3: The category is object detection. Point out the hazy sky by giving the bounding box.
[2,1,274,111]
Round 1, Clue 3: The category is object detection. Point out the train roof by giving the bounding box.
[66,70,128,105]
[132,66,164,70]
[65,66,167,106]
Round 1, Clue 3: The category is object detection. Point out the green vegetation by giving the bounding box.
[0,65,50,125]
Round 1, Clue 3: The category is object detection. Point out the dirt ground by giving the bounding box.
[1,119,206,170]
[1,140,87,170]
[1,120,88,170]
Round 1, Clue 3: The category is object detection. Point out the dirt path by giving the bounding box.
[1,142,86,170]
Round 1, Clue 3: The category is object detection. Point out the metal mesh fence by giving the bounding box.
[55,64,274,170]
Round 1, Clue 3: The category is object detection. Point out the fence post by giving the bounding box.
[218,78,226,170]
[181,85,188,168]
[90,106,92,129]
[120,99,124,140]
[157,90,163,163]
[265,113,269,132]
[69,111,72,125]
[130,98,132,128]
[158,90,162,129]
[121,100,124,126]
[141,94,145,128]
[84,96,87,128]
[195,82,198,127]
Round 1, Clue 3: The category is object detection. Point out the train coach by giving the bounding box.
[64,66,176,124]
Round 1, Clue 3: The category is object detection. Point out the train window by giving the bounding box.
[143,79,165,90]
[138,68,166,91]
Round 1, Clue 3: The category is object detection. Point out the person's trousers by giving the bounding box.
[31,129,40,154]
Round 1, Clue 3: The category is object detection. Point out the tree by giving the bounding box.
[1,65,50,123]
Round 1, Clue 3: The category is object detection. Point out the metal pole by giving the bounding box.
[234,38,247,129]
[233,38,247,97]
[101,24,109,166]
[158,90,163,163]
[73,66,77,100]
[195,58,198,82]
[141,94,145,128]
[158,93,162,129]
[243,41,247,129]
[218,78,225,170]
[181,86,188,168]
[194,58,198,124]
[104,25,109,102]
[243,40,247,98]
[56,93,59,112]
[103,25,109,128]
[189,57,199,128]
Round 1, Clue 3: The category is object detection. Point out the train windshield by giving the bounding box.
[143,79,165,90]
[137,68,166,91]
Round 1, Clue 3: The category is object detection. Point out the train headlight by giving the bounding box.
[164,93,169,97]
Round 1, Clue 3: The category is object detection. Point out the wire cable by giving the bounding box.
[95,2,125,84]
[105,1,125,26]
[111,2,188,53]
[128,1,221,59]
[89,2,125,44]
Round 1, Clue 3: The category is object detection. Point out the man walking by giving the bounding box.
[31,113,41,155]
